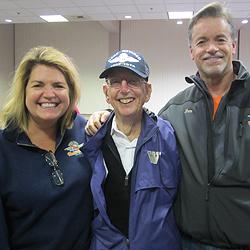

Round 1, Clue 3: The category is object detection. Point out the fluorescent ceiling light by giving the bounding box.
[5,19,12,23]
[168,11,193,19]
[40,15,68,22]
[177,20,183,25]
[241,19,248,24]
[125,15,132,19]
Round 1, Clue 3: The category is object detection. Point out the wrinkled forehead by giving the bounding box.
[191,17,232,39]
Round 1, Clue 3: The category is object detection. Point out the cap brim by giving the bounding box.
[99,65,148,79]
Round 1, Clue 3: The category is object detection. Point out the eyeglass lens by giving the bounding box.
[107,77,146,88]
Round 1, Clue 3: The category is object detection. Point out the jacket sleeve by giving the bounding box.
[157,117,182,186]
[0,196,10,249]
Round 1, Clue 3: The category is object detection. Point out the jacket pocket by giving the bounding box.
[134,150,179,192]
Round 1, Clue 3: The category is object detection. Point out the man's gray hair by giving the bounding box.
[188,2,237,45]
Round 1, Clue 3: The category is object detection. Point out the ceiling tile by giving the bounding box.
[12,0,47,9]
[166,3,194,11]
[0,1,20,9]
[134,0,164,4]
[104,0,134,5]
[2,9,33,17]
[71,0,104,6]
[81,6,111,14]
[28,8,58,16]
[11,16,46,23]
[140,12,168,19]
[115,12,141,19]
[41,0,76,8]
[55,7,85,15]
[164,0,194,3]
[108,5,138,13]
[137,4,166,13]
[87,13,117,20]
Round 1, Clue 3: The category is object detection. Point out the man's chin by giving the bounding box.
[202,66,226,78]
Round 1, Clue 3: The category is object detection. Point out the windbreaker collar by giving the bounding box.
[84,109,158,154]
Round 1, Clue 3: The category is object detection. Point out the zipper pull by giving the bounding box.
[238,123,243,137]
[124,175,129,186]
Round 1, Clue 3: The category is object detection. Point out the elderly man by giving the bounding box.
[83,49,181,250]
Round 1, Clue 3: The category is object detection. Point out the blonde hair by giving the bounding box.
[0,46,81,133]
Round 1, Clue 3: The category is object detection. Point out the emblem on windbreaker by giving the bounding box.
[147,151,161,165]
[247,114,250,126]
[64,141,83,156]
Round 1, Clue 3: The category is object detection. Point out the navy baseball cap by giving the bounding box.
[99,49,149,80]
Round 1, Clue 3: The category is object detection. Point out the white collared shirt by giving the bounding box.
[110,117,138,175]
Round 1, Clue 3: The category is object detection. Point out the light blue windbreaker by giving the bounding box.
[83,110,182,250]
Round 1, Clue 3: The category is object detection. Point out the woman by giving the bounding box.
[0,46,92,249]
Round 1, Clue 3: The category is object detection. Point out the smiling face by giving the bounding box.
[190,17,236,82]
[103,68,151,121]
[25,64,70,129]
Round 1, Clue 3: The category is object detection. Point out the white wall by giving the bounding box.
[0,24,14,107]
[0,20,250,115]
[239,24,250,71]
[14,22,111,115]
[121,20,197,113]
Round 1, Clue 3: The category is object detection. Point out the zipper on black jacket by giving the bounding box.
[189,76,215,199]
[205,183,211,201]
[124,175,129,186]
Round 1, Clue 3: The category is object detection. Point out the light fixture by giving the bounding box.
[168,11,193,19]
[241,19,248,24]
[177,20,183,25]
[125,15,132,19]
[5,19,12,23]
[40,15,68,23]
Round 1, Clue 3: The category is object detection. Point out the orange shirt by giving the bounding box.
[212,95,222,119]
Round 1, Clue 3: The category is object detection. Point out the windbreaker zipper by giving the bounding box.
[127,124,159,243]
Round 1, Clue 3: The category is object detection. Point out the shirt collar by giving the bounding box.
[110,116,138,144]
[111,116,126,138]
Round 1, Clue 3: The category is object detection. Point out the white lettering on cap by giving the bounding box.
[109,52,139,64]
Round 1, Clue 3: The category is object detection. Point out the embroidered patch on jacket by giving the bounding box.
[64,141,83,156]
[184,108,193,114]
[147,151,161,165]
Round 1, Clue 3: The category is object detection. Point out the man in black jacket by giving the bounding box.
[158,2,250,249]
[86,2,250,249]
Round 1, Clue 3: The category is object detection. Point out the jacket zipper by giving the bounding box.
[205,183,211,201]
[124,174,129,186]
[128,124,159,243]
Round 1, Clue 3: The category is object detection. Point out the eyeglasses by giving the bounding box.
[45,151,64,186]
[106,76,147,88]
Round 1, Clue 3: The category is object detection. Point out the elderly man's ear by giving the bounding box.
[103,84,110,104]
[145,83,152,103]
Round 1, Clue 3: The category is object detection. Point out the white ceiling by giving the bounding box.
[0,0,250,27]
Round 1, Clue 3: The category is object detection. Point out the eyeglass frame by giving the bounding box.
[105,76,147,89]
[44,151,64,186]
